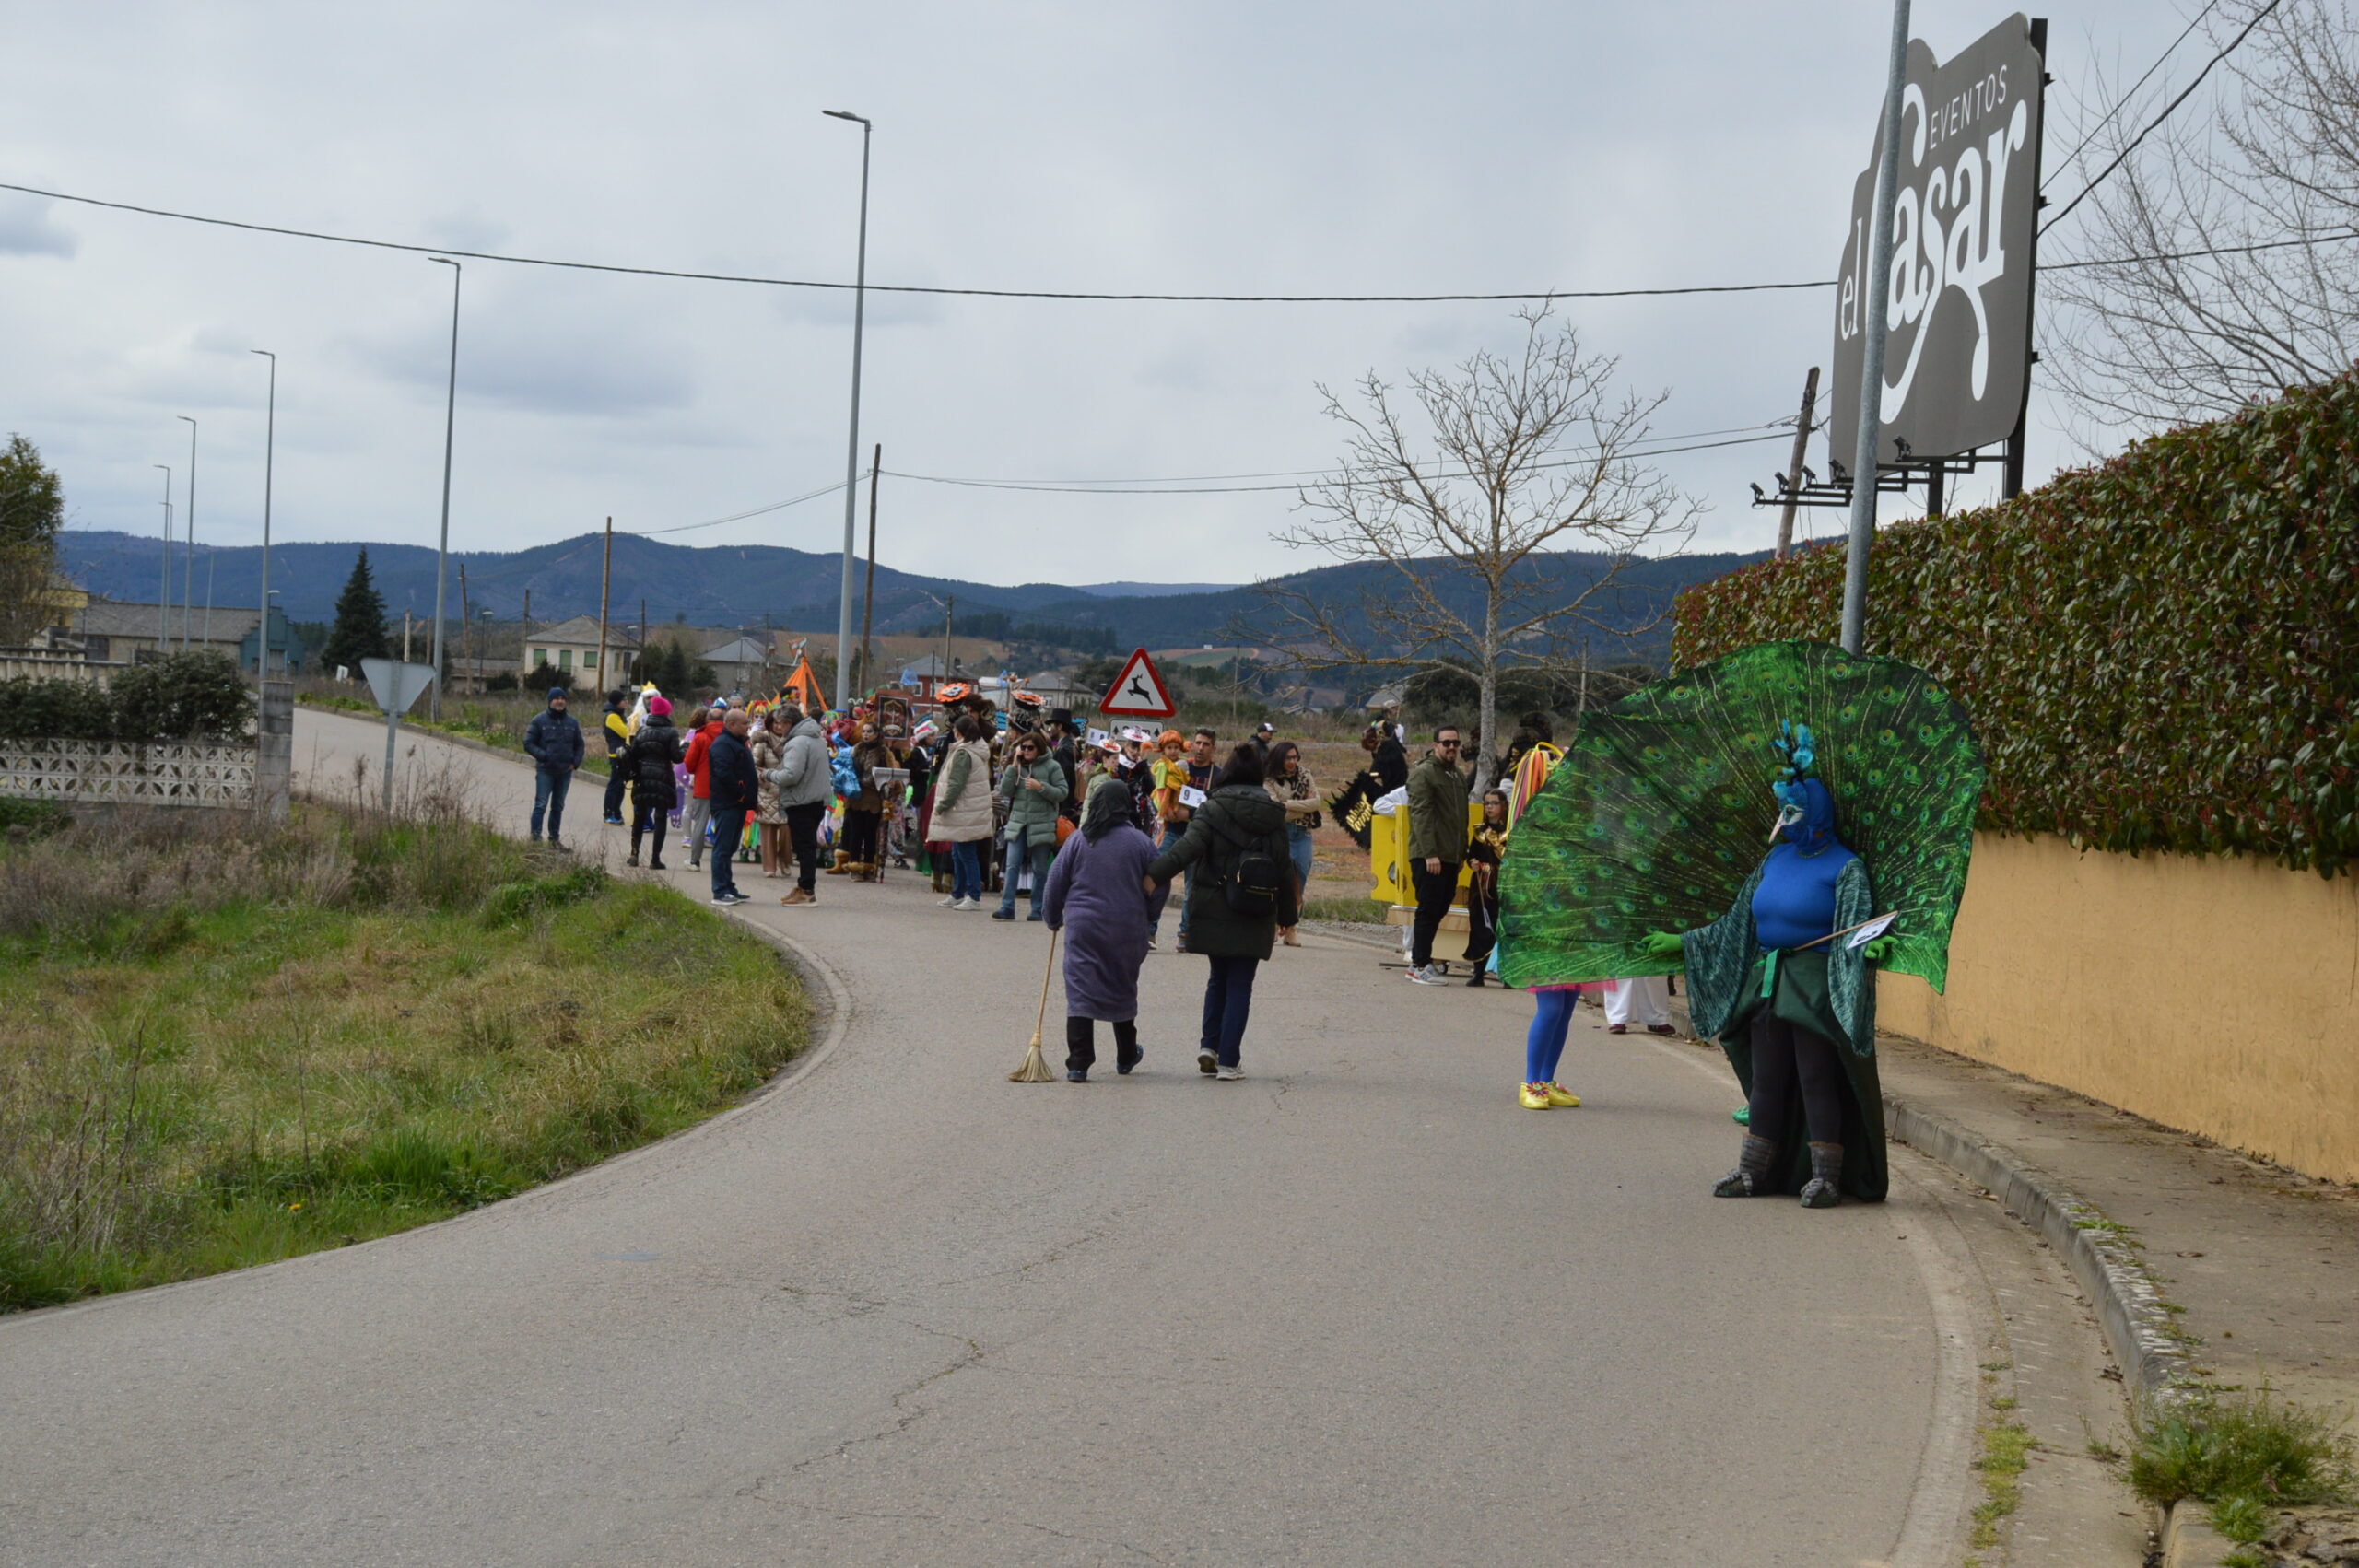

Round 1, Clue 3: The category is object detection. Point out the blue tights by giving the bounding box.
[1525,989,1577,1085]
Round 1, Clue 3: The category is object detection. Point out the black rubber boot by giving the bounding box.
[1712,1134,1779,1197]
[1113,1020,1142,1075]
[1800,1142,1844,1208]
[1064,1016,1095,1077]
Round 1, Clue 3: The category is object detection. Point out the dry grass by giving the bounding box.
[0,792,806,1310]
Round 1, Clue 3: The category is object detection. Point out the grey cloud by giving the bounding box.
[0,195,76,258]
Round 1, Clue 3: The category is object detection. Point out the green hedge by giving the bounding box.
[0,651,255,743]
[1672,370,2358,877]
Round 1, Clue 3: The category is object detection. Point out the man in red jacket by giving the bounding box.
[680,699,728,869]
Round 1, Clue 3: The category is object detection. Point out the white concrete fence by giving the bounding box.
[0,683,292,820]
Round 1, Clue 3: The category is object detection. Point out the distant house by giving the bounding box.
[522,615,637,685]
[898,653,958,702]
[702,636,775,693]
[65,600,298,674]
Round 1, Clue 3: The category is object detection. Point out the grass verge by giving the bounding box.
[2128,1384,2355,1525]
[0,798,804,1311]
[1299,896,1387,925]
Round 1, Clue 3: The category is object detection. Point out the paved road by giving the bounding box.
[1,710,2001,1566]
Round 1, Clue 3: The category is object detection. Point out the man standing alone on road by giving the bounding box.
[600,688,632,825]
[706,708,760,906]
[523,687,584,850]
[1405,725,1469,985]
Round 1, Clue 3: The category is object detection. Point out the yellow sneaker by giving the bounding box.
[1519,1082,1554,1109]
[1544,1082,1581,1107]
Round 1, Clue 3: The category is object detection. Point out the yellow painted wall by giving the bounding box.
[1878,833,2359,1185]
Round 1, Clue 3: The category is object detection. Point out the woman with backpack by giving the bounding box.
[1144,743,1298,1081]
[624,696,685,870]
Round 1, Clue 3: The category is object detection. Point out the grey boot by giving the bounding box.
[1799,1142,1844,1208]
[1712,1134,1779,1197]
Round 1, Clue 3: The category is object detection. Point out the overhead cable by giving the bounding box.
[2042,0,2287,234]
[2050,0,2224,178]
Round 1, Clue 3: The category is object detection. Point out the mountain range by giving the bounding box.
[56,530,1766,662]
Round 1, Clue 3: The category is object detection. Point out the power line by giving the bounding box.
[881,428,1799,496]
[2042,0,2287,234]
[639,479,849,535]
[0,178,1829,304]
[2051,0,2224,178]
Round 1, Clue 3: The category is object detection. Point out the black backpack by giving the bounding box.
[1208,811,1286,917]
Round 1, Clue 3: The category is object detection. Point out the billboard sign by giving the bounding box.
[1829,14,2045,467]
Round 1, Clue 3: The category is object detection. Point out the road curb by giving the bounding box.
[1881,1089,2213,1559]
[1880,1092,2199,1407]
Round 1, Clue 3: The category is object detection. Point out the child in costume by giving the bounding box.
[1463,790,1508,988]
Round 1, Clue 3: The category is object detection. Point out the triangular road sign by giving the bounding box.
[1097,648,1176,719]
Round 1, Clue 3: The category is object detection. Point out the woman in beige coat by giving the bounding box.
[751,718,792,878]
[927,714,997,909]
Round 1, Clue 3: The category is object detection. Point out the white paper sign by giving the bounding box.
[1179,785,1208,809]
[1846,912,1898,950]
[1086,728,1109,748]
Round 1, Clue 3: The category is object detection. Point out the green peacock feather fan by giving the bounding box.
[1498,640,1984,992]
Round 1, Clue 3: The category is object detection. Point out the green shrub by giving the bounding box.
[2128,1386,2354,1511]
[1673,369,2359,876]
[0,652,252,743]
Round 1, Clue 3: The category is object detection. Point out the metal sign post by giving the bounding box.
[1842,0,1914,655]
[360,658,439,810]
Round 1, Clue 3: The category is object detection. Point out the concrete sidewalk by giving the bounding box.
[1578,970,2359,1417]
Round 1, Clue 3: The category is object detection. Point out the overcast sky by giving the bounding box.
[0,2,2194,590]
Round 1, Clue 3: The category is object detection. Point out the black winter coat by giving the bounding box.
[709,731,760,814]
[1145,784,1298,960]
[523,704,585,771]
[626,716,683,810]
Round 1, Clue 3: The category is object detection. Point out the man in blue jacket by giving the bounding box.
[522,687,585,850]
[705,707,761,906]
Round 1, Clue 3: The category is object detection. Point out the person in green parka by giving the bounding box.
[1639,729,1897,1207]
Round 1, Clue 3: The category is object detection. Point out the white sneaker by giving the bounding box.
[955,896,980,911]
[1406,965,1449,986]
[938,895,959,907]
[1215,1064,1244,1081]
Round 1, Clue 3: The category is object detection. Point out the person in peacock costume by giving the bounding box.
[1498,640,1983,1204]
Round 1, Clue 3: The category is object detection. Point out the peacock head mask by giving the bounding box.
[1769,721,1837,852]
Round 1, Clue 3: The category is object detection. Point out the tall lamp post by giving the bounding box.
[152,465,171,649]
[252,349,276,677]
[1840,0,1914,655]
[823,108,872,716]
[177,415,198,649]
[428,256,462,718]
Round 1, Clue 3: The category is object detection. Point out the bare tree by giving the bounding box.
[2048,0,2359,429]
[1250,309,1698,790]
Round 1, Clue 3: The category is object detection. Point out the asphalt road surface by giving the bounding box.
[0,710,2004,1566]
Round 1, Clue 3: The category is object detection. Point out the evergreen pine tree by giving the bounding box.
[321,549,390,675]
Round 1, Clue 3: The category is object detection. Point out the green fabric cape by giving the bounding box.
[1683,859,1888,1201]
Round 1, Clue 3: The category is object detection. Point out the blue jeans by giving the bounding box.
[710,808,747,899]
[1286,823,1315,888]
[531,767,571,840]
[1199,954,1260,1068]
[1156,823,1192,938]
[996,828,1056,918]
[950,839,984,902]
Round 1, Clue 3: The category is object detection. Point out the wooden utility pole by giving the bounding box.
[521,587,533,673]
[595,516,614,697]
[858,443,881,700]
[639,598,648,684]
[942,593,954,691]
[457,564,471,689]
[1776,366,1820,558]
[403,609,413,663]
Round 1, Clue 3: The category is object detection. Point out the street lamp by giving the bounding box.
[428,256,462,718]
[176,415,197,648]
[823,108,871,715]
[152,465,171,649]
[252,349,276,678]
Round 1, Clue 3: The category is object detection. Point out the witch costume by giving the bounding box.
[1496,640,1984,1206]
[1039,785,1160,1080]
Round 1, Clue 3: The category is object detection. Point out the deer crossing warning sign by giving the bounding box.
[1097,648,1177,720]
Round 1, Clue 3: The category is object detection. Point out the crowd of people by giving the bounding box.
[520,682,1678,1106]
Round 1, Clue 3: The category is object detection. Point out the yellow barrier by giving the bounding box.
[1367,802,1486,960]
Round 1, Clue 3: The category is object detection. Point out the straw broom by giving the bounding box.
[1009,928,1061,1082]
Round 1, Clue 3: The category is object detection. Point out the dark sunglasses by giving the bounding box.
[1437,739,1461,748]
